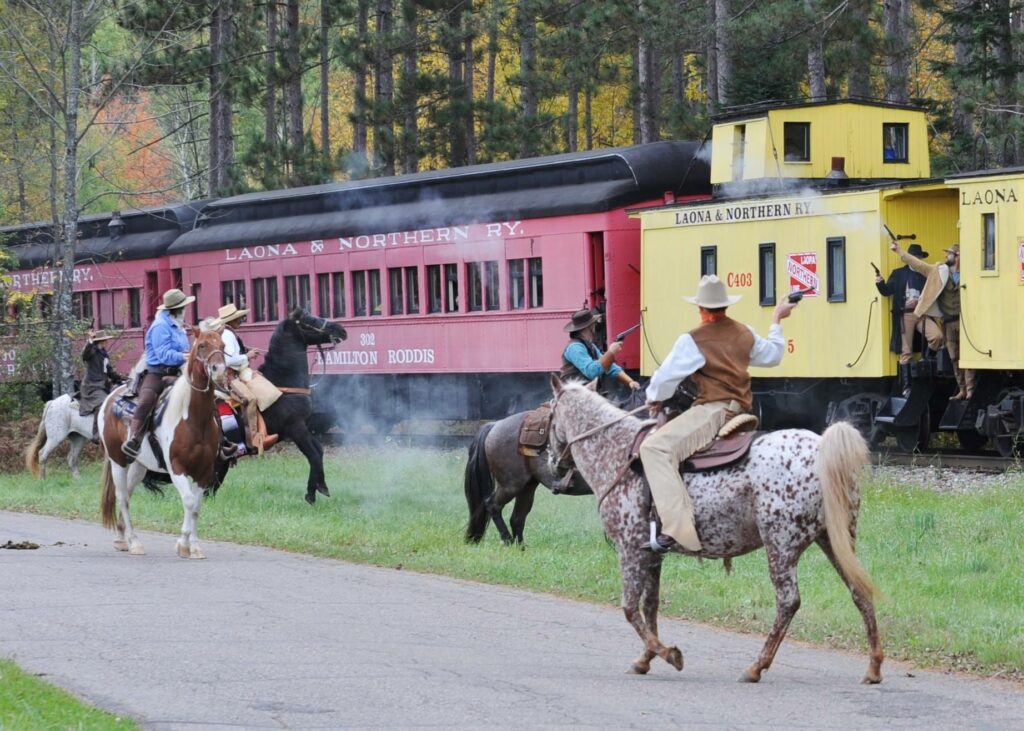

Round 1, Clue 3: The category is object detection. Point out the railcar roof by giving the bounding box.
[0,201,207,269]
[170,141,710,253]
[711,97,926,123]
[944,165,1024,180]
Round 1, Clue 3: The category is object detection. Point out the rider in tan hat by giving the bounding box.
[561,308,641,393]
[640,275,798,553]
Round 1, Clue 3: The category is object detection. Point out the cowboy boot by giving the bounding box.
[122,424,143,462]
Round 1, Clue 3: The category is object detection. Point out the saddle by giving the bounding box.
[629,413,761,474]
[218,396,279,456]
[111,388,175,471]
[518,402,553,457]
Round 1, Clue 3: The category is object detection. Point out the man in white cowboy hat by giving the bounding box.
[122,287,196,461]
[215,302,258,375]
[561,307,641,393]
[79,330,124,420]
[640,275,797,553]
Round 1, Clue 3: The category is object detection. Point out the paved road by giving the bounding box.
[2,511,1022,730]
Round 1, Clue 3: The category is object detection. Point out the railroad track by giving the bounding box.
[872,449,1021,472]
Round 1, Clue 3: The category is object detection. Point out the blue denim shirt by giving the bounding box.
[563,340,623,380]
[144,310,189,367]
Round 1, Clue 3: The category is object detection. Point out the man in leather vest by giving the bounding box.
[560,308,641,394]
[641,275,797,553]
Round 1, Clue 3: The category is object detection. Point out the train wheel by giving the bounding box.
[895,405,930,453]
[993,422,1023,459]
[956,429,988,451]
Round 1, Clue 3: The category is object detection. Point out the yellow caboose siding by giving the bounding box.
[710,101,929,185]
[951,173,1024,369]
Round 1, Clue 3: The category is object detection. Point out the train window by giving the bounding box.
[284,274,311,313]
[826,237,846,303]
[317,273,330,318]
[389,268,404,314]
[352,271,368,317]
[467,262,483,312]
[528,257,543,308]
[404,267,419,314]
[444,263,459,312]
[252,277,278,322]
[883,123,908,163]
[427,265,442,313]
[368,270,382,316]
[509,259,525,310]
[72,291,94,327]
[221,279,246,309]
[190,283,201,326]
[784,122,810,162]
[97,291,115,327]
[700,246,717,276]
[758,243,776,306]
[331,272,346,317]
[982,213,996,270]
[485,261,499,310]
[128,288,141,328]
[38,293,53,322]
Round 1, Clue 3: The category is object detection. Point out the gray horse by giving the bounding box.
[25,394,94,479]
[547,375,883,683]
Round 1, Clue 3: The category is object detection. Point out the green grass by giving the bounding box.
[0,658,138,730]
[3,445,1023,685]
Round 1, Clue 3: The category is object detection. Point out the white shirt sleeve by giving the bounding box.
[748,323,785,367]
[645,333,705,402]
[221,329,249,370]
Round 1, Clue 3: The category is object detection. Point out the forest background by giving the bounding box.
[0,0,1020,396]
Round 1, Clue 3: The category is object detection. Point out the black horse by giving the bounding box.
[256,308,347,504]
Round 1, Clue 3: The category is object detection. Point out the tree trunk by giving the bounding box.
[464,10,476,165]
[518,0,537,157]
[883,0,910,103]
[320,0,331,165]
[265,0,278,150]
[715,0,731,107]
[806,0,826,100]
[486,0,499,104]
[353,0,369,164]
[636,0,657,143]
[846,0,871,98]
[951,0,973,148]
[400,0,418,173]
[375,0,395,175]
[209,0,236,194]
[584,84,593,150]
[285,0,303,154]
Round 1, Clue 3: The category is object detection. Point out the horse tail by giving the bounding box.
[25,401,49,477]
[464,422,496,543]
[817,421,876,602]
[100,458,118,530]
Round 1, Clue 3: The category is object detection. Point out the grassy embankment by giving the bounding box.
[2,444,1022,685]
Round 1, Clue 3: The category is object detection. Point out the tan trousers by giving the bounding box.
[899,311,944,364]
[639,400,735,551]
[943,319,976,396]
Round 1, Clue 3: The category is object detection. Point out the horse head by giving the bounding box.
[289,307,347,346]
[547,374,602,476]
[188,330,229,393]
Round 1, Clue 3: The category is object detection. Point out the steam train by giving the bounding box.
[636,99,1024,456]
[0,142,711,432]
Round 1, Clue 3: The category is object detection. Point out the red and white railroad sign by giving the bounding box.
[787,251,819,296]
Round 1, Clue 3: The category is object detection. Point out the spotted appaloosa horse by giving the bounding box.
[97,330,228,559]
[547,375,883,683]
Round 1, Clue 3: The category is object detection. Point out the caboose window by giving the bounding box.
[758,243,776,306]
[467,262,483,312]
[982,213,996,270]
[191,283,201,326]
[444,263,459,312]
[128,288,141,328]
[331,272,346,317]
[528,257,543,308]
[427,265,442,313]
[826,237,846,303]
[252,277,278,322]
[388,268,404,315]
[700,246,717,276]
[72,291,94,326]
[221,279,246,309]
[97,291,115,327]
[783,122,810,162]
[405,267,419,314]
[509,260,525,310]
[485,261,500,310]
[368,270,382,316]
[352,271,368,317]
[284,274,310,313]
[317,273,331,318]
[883,123,908,163]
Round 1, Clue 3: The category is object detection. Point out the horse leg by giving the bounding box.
[36,432,63,480]
[618,549,681,674]
[171,472,206,559]
[742,545,803,683]
[116,463,147,555]
[816,535,884,684]
[291,425,328,504]
[484,483,515,544]
[66,433,88,480]
[508,483,538,545]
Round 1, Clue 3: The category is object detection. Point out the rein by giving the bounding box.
[186,348,226,394]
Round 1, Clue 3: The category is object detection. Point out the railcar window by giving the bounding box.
[368,270,382,316]
[405,267,419,314]
[826,237,846,303]
[128,288,141,328]
[221,279,246,309]
[317,273,331,318]
[72,291,94,327]
[467,262,483,312]
[38,293,53,322]
[252,277,278,322]
[285,274,311,313]
[389,268,404,314]
[883,123,908,163]
[427,265,442,314]
[758,243,776,306]
[444,263,459,312]
[485,261,500,310]
[190,284,201,326]
[528,257,543,308]
[783,122,810,162]
[700,246,717,276]
[331,272,345,317]
[352,271,368,317]
[983,213,996,270]
[509,259,525,310]
[97,291,115,327]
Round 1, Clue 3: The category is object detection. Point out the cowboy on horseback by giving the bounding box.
[641,275,797,553]
[122,288,195,462]
[80,330,124,420]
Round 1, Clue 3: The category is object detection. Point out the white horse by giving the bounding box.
[25,394,95,479]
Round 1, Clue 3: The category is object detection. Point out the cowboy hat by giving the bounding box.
[217,302,249,324]
[198,316,224,333]
[156,288,196,310]
[906,243,929,258]
[683,275,741,308]
[944,244,960,255]
[88,330,114,342]
[564,308,600,333]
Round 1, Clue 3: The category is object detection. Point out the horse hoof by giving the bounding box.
[316,485,330,497]
[665,646,684,671]
[304,492,316,505]
[176,542,190,558]
[861,673,882,685]
[129,544,146,556]
[189,546,206,560]
[113,539,129,552]
[739,666,762,683]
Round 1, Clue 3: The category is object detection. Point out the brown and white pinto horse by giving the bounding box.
[98,330,228,559]
[547,375,883,683]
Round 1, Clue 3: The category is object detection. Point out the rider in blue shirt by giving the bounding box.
[560,308,640,394]
[122,288,195,461]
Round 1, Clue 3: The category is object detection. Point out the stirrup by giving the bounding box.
[122,439,141,462]
[643,521,671,554]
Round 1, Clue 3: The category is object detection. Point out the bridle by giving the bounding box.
[186,346,227,393]
[294,313,345,390]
